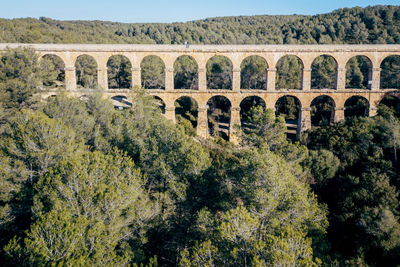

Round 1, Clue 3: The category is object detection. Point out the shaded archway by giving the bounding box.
[380,55,400,89]
[240,96,266,126]
[41,54,65,88]
[311,55,337,89]
[207,96,231,140]
[311,95,335,126]
[141,55,165,89]
[75,54,98,89]
[345,55,372,89]
[206,56,233,90]
[174,55,198,90]
[175,96,198,135]
[111,95,132,110]
[153,96,166,114]
[240,56,268,90]
[107,55,132,89]
[344,96,369,119]
[275,95,301,121]
[378,95,400,117]
[275,95,302,138]
[276,55,303,90]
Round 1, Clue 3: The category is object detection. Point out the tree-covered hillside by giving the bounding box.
[0,5,399,44]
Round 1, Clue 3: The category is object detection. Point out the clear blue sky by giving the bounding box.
[1,0,399,23]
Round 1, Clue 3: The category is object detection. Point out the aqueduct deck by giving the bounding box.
[1,43,399,139]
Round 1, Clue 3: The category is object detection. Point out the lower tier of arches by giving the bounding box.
[42,89,400,141]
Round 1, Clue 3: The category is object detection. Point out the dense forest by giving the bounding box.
[0,5,399,44]
[0,5,400,267]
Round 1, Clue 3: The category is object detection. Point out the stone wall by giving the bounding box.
[3,43,399,139]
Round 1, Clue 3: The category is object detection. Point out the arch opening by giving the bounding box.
[276,55,303,90]
[153,96,166,114]
[111,95,132,110]
[206,56,233,90]
[344,96,369,119]
[378,95,400,118]
[207,96,231,140]
[41,54,65,89]
[240,96,266,128]
[345,55,372,89]
[380,55,400,89]
[141,55,165,89]
[75,54,98,89]
[311,55,337,89]
[311,95,335,127]
[240,56,268,90]
[174,55,198,90]
[275,95,302,138]
[107,55,132,89]
[175,96,198,135]
[275,95,301,121]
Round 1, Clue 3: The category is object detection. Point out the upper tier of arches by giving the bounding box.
[39,51,400,73]
[38,49,400,90]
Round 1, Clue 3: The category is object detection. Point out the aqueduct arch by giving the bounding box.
[380,55,400,89]
[107,55,132,89]
[240,96,266,125]
[40,54,65,88]
[206,55,233,90]
[344,95,370,118]
[311,55,337,89]
[276,55,304,90]
[207,95,232,140]
[345,55,373,89]
[311,95,336,126]
[175,96,199,129]
[75,54,98,89]
[174,55,199,90]
[141,55,166,89]
[240,56,268,90]
[4,43,400,139]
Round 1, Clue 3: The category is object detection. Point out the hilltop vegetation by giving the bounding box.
[0,5,399,44]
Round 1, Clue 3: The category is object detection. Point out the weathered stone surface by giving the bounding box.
[5,43,399,139]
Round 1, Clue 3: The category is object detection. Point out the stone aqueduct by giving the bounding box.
[1,43,400,139]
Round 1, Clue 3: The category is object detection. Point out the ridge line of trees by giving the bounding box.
[0,5,399,45]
